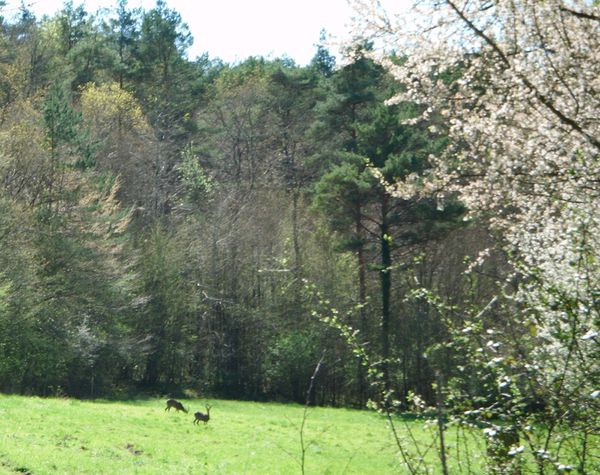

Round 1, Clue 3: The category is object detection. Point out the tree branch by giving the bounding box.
[559,6,600,22]
[445,0,600,151]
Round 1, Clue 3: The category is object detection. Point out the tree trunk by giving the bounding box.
[380,196,392,390]
[292,190,302,272]
[356,211,368,405]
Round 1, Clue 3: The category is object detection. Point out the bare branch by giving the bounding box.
[559,6,600,22]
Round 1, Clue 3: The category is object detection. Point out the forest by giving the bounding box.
[0,0,598,473]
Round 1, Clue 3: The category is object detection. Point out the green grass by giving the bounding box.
[0,395,425,474]
[7,394,595,474]
[18,395,586,473]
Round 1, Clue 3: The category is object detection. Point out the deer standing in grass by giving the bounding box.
[194,405,211,425]
[165,399,188,413]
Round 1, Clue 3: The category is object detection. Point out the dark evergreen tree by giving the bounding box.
[106,0,140,88]
[310,29,336,77]
[314,48,465,401]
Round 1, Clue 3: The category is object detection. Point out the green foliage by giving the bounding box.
[132,225,198,388]
[139,0,191,63]
[105,0,141,88]
[135,0,196,136]
[310,29,336,77]
[1,11,595,474]
[43,83,81,150]
[0,0,464,411]
[179,143,213,204]
[55,1,88,55]
[265,329,320,401]
[312,154,375,233]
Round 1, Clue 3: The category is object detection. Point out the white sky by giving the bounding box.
[2,0,362,65]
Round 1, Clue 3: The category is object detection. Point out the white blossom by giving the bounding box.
[581,330,598,341]
[348,0,600,452]
[508,446,525,456]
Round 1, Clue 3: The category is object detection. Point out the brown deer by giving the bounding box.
[194,405,211,425]
[165,399,188,413]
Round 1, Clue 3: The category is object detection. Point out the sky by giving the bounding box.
[1,0,361,65]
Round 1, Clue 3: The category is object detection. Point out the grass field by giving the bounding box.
[0,394,442,474]
[1,395,597,474]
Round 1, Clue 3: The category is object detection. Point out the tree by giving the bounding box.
[310,29,336,77]
[133,224,197,389]
[80,81,153,207]
[0,90,133,396]
[137,0,191,86]
[43,1,112,89]
[0,98,49,205]
[268,65,319,275]
[105,0,140,89]
[132,1,200,218]
[2,3,50,98]
[314,47,465,400]
[309,49,384,403]
[136,0,195,134]
[350,0,600,471]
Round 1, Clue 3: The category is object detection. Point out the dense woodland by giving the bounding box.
[0,0,474,402]
[0,0,598,471]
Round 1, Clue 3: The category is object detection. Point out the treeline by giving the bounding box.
[0,0,501,404]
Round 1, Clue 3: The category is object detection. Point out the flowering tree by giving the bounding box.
[348,0,599,471]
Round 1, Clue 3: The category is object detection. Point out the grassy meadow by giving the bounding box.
[0,396,597,474]
[0,394,487,474]
[0,395,402,474]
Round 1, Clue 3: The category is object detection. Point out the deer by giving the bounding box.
[165,399,188,413]
[193,404,211,425]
